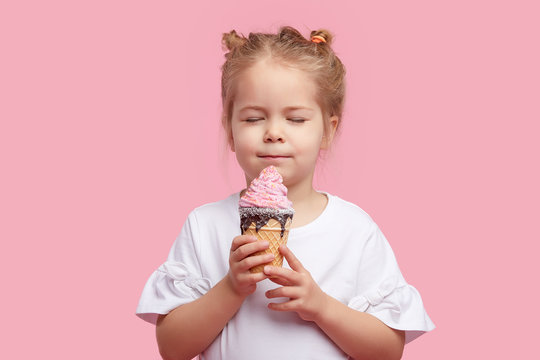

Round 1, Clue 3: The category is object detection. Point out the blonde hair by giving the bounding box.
[220,26,346,145]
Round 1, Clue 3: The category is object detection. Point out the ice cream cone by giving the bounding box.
[238,166,294,274]
[245,217,292,273]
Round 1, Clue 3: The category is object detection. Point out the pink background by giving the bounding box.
[1,0,539,358]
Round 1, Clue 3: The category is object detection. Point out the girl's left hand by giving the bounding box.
[264,244,329,322]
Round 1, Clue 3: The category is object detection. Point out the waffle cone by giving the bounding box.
[244,218,292,273]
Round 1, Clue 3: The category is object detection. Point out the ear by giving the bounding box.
[229,131,235,152]
[321,115,339,149]
[223,114,236,152]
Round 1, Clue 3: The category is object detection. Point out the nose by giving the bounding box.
[264,120,285,143]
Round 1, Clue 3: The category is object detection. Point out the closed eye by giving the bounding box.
[246,118,264,122]
[288,118,306,123]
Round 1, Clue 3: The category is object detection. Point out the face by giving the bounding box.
[229,59,337,189]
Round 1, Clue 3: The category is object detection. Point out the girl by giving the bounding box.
[136,26,434,360]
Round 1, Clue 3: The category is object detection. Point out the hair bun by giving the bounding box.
[222,30,247,51]
[310,29,333,45]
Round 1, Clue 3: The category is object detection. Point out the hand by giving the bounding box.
[264,244,329,322]
[227,235,274,297]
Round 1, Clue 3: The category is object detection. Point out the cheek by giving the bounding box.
[296,132,324,153]
[232,131,257,154]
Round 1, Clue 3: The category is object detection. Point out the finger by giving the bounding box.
[238,252,274,272]
[267,276,293,287]
[265,286,298,299]
[231,239,269,262]
[230,235,257,252]
[263,265,301,284]
[235,273,266,293]
[234,270,267,288]
[279,245,304,272]
[267,299,300,312]
[247,271,268,284]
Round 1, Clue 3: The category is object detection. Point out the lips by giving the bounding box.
[258,155,291,158]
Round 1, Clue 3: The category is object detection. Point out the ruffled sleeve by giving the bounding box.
[136,211,212,325]
[348,223,435,343]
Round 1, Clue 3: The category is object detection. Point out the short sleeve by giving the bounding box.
[136,211,212,325]
[347,223,435,343]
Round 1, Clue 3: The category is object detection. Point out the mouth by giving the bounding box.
[257,154,291,159]
[257,154,292,164]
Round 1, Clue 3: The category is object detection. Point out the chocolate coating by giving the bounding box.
[239,207,294,237]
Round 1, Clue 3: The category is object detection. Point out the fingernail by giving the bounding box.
[264,265,271,273]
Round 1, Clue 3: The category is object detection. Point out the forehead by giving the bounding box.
[233,60,319,112]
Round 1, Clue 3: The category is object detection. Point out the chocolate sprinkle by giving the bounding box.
[239,207,294,237]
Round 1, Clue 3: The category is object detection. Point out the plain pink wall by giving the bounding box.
[1,0,539,358]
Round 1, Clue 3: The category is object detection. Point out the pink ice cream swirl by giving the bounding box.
[239,166,293,210]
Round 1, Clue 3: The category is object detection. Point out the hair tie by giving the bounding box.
[311,35,326,44]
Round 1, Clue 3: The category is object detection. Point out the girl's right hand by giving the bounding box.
[228,235,273,297]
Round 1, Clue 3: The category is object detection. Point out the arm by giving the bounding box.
[156,235,274,360]
[156,276,243,360]
[264,245,405,360]
[315,295,405,360]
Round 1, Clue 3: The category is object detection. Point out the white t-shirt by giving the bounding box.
[136,192,435,359]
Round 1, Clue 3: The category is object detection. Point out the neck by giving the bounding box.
[286,177,328,228]
[286,181,318,208]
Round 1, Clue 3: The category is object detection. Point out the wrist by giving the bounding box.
[313,292,338,326]
[223,274,250,301]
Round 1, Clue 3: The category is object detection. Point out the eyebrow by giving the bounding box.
[239,105,315,113]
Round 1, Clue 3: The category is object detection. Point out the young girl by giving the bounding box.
[136,26,434,360]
